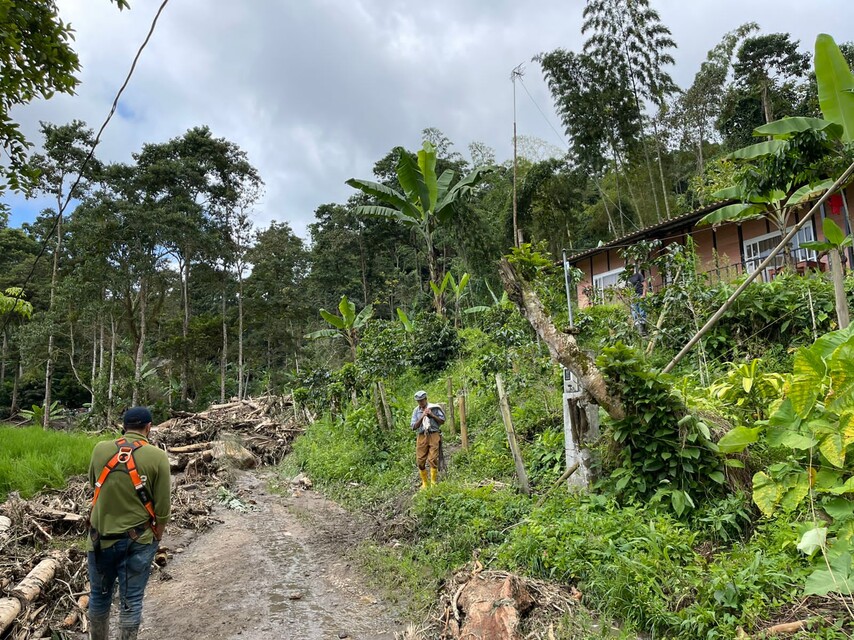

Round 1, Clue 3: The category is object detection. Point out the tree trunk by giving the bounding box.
[133,278,147,407]
[220,285,227,403]
[498,258,625,420]
[238,267,245,400]
[10,362,20,414]
[651,118,672,219]
[0,329,6,388]
[90,325,98,407]
[43,214,62,428]
[761,82,773,124]
[830,249,850,329]
[181,256,190,405]
[107,315,116,426]
[425,229,443,314]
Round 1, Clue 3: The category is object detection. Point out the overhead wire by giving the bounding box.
[0,0,172,337]
[516,75,642,233]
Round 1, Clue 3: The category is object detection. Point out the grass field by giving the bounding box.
[0,425,114,500]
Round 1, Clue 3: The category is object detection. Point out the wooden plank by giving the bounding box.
[495,374,531,495]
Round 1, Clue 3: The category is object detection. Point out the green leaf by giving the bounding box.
[710,185,744,200]
[724,458,746,468]
[803,552,853,596]
[841,411,854,448]
[788,347,828,416]
[709,471,726,484]
[671,490,687,516]
[725,139,787,160]
[338,296,356,327]
[353,303,374,329]
[828,477,854,495]
[345,178,421,220]
[788,179,836,205]
[697,203,764,226]
[753,471,782,517]
[319,309,345,329]
[823,498,854,520]
[396,308,413,332]
[304,329,341,340]
[417,142,438,209]
[815,33,854,143]
[718,426,762,453]
[768,398,803,431]
[823,217,847,246]
[819,433,846,468]
[797,526,827,555]
[775,431,818,450]
[436,169,455,201]
[395,147,431,214]
[753,116,843,139]
[434,164,494,224]
[829,342,854,409]
[780,473,811,511]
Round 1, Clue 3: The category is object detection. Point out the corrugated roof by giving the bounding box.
[566,200,734,263]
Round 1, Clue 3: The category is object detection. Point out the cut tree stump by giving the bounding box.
[210,440,256,469]
[457,574,534,640]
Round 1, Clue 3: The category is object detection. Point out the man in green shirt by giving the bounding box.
[87,407,171,640]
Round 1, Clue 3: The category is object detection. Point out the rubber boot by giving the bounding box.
[120,626,140,640]
[88,615,109,640]
[430,467,438,485]
[418,469,429,490]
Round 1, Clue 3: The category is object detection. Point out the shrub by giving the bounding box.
[411,313,460,375]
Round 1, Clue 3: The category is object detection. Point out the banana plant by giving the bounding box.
[347,141,493,314]
[802,218,853,329]
[395,308,414,333]
[305,295,373,361]
[698,35,854,266]
[447,272,471,328]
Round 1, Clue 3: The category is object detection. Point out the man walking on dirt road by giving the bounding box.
[87,407,171,640]
[410,390,445,489]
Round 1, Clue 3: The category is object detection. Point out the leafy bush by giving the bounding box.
[357,319,412,378]
[410,313,460,375]
[597,343,726,515]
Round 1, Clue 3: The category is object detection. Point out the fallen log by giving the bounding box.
[0,556,61,634]
[211,440,256,469]
[38,509,85,524]
[167,442,213,454]
[535,462,580,508]
[764,620,810,635]
[61,595,89,628]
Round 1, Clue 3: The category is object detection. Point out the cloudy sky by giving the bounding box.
[5,0,850,238]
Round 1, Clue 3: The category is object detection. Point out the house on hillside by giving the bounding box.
[568,186,854,307]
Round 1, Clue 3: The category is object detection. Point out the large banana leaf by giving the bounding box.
[789,179,836,205]
[753,116,842,139]
[353,205,424,236]
[434,165,494,224]
[353,303,374,329]
[711,185,744,200]
[725,139,786,160]
[305,329,340,340]
[436,169,454,201]
[396,147,432,215]
[319,308,345,329]
[338,296,356,327]
[816,33,854,143]
[418,142,438,209]
[697,203,764,226]
[345,178,421,220]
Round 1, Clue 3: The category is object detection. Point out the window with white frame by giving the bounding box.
[743,225,816,279]
[592,267,625,303]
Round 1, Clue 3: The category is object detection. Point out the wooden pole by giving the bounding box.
[378,380,393,430]
[495,374,531,495]
[457,393,468,451]
[664,162,854,373]
[446,377,456,438]
[829,249,850,329]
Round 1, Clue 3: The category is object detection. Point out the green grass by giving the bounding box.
[0,425,113,500]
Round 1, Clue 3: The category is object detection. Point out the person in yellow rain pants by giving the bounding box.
[410,390,445,489]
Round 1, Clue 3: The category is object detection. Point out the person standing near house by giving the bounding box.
[410,390,445,489]
[87,407,171,640]
[628,264,647,334]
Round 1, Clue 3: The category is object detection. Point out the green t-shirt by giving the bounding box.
[87,433,171,550]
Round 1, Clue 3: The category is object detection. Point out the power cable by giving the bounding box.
[516,76,642,233]
[0,0,171,337]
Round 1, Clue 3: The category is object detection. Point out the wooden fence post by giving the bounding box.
[457,392,468,451]
[495,373,531,495]
[446,377,456,438]
[378,380,393,430]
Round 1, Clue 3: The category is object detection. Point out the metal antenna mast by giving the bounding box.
[511,63,525,248]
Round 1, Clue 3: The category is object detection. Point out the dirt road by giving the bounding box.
[139,472,404,640]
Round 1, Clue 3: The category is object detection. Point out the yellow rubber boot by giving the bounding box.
[430,467,438,485]
[419,469,429,489]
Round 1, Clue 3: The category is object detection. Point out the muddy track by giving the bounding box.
[139,472,403,639]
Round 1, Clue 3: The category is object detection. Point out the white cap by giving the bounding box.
[414,390,427,400]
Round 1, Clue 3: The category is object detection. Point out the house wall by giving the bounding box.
[571,185,854,308]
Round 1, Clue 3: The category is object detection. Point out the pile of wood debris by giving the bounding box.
[153,395,305,473]
[0,395,305,639]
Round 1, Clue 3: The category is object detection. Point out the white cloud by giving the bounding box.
[5,0,849,237]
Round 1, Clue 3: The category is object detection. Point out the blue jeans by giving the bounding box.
[88,538,158,628]
[631,302,647,327]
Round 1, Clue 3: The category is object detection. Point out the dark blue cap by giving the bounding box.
[123,406,153,430]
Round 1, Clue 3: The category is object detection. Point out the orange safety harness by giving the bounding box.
[90,438,157,551]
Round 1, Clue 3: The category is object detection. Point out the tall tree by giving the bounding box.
[718,33,811,148]
[582,0,678,219]
[27,121,100,426]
